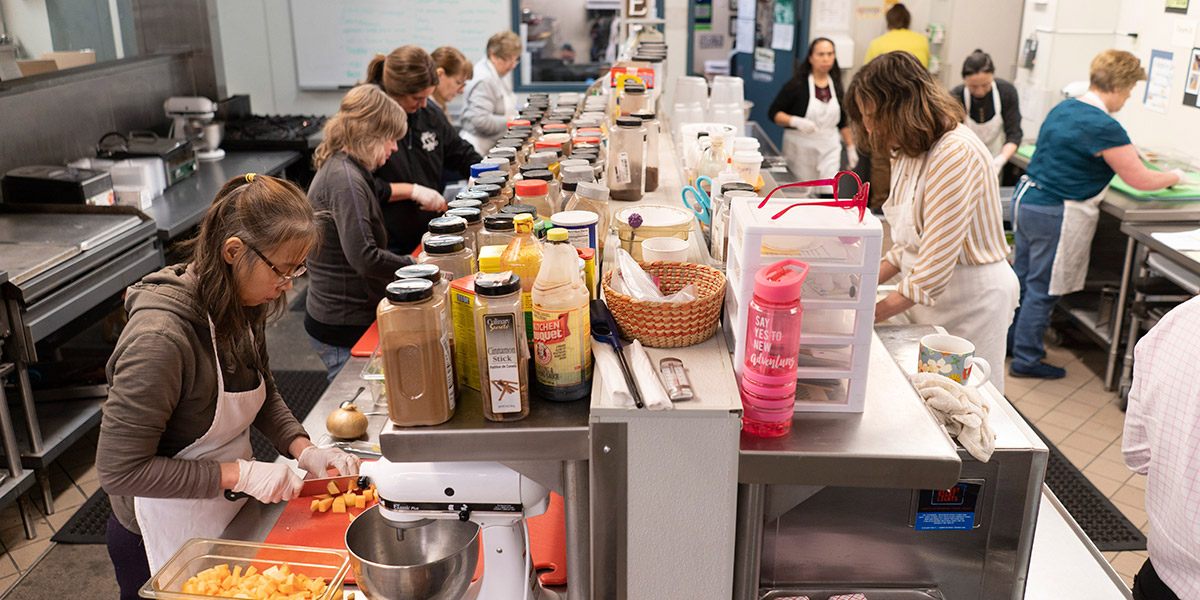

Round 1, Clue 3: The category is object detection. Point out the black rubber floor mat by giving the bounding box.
[51,488,110,544]
[1015,405,1147,551]
[251,370,329,462]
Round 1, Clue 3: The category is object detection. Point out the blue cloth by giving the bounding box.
[1023,99,1131,206]
[1008,196,1065,368]
[307,334,352,382]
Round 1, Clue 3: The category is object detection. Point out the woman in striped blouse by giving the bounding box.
[846,51,1019,392]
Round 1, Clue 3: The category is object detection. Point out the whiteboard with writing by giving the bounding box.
[289,0,509,90]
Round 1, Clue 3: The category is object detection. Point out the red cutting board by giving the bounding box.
[261,491,569,587]
[350,321,378,357]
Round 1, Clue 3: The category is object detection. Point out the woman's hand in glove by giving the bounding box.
[991,154,1008,174]
[846,144,859,170]
[411,184,447,212]
[230,459,303,503]
[788,116,818,135]
[1170,168,1189,187]
[298,445,361,478]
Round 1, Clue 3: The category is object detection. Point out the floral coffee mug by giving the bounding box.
[918,333,990,387]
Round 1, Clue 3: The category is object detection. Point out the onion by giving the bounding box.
[326,404,369,439]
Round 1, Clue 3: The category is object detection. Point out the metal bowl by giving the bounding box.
[345,505,480,600]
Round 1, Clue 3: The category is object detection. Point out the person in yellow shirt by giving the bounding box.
[864,4,930,67]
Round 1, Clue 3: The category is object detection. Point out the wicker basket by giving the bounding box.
[601,261,727,348]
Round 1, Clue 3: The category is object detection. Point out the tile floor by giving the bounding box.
[0,338,1151,596]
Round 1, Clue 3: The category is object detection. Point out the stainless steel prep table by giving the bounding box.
[0,269,37,539]
[142,150,302,241]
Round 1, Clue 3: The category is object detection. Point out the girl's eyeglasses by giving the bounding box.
[756,170,870,222]
[246,244,307,287]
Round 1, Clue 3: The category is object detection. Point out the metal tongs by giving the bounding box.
[590,299,644,409]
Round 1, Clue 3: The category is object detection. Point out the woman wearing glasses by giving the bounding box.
[98,174,360,599]
[305,84,413,380]
[847,51,1018,392]
[461,30,522,155]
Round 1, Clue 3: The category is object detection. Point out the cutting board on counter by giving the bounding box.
[1015,144,1200,200]
[262,491,569,587]
[350,322,378,357]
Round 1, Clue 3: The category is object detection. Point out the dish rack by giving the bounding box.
[724,197,882,413]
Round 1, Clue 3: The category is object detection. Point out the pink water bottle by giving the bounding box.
[741,259,809,437]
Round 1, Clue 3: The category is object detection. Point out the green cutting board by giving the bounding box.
[1014,145,1200,201]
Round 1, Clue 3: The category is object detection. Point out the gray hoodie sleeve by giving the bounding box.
[97,331,222,499]
[331,159,413,282]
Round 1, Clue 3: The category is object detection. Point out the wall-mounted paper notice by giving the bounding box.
[1144,49,1174,114]
[736,18,756,53]
[1172,19,1197,48]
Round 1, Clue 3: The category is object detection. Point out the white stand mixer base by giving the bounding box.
[460,579,563,600]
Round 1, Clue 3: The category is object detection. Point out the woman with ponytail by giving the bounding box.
[97,174,359,599]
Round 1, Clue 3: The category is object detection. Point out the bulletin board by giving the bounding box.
[288,0,510,90]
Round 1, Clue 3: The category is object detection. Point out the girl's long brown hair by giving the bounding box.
[845,51,965,158]
[184,174,321,365]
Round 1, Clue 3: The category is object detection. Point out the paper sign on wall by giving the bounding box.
[1166,0,1190,14]
[1184,47,1200,108]
[813,0,850,32]
[771,0,795,51]
[1172,20,1197,48]
[856,6,882,19]
[1144,49,1174,113]
[735,18,756,53]
[755,47,776,72]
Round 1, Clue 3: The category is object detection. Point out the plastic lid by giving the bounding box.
[519,163,543,175]
[574,136,602,145]
[551,210,599,227]
[562,165,595,183]
[507,119,531,128]
[482,157,511,170]
[471,183,502,198]
[385,278,433,303]
[470,162,500,178]
[484,213,515,231]
[632,109,657,120]
[624,83,646,94]
[515,179,549,196]
[733,150,763,163]
[512,213,535,232]
[455,189,490,203]
[475,173,509,186]
[530,149,561,162]
[543,227,567,242]
[523,169,554,183]
[616,117,643,128]
[394,263,441,284]
[495,139,523,148]
[543,123,569,131]
[446,207,482,224]
[427,215,467,234]
[721,181,755,194]
[478,245,505,272]
[576,181,610,200]
[753,259,810,304]
[488,147,517,157]
[448,198,483,211]
[423,234,466,254]
[560,158,589,168]
[475,271,522,296]
[503,204,538,218]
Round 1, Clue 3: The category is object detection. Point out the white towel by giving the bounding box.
[909,373,996,462]
[592,342,673,410]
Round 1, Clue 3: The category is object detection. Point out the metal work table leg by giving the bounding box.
[13,361,43,455]
[563,460,591,600]
[36,470,53,515]
[1105,236,1138,391]
[0,371,25,480]
[733,483,766,600]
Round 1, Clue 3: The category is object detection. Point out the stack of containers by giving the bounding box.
[723,196,882,413]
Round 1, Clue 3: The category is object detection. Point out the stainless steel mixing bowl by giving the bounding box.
[345,505,480,600]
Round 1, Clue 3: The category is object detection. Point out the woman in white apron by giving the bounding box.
[847,51,1019,393]
[769,38,858,195]
[1009,50,1184,379]
[951,50,1023,178]
[97,174,361,599]
[462,31,522,156]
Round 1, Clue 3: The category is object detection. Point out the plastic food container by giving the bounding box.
[139,538,350,600]
[614,205,694,262]
[360,345,387,408]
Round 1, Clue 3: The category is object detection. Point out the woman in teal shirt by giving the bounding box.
[1009,50,1184,379]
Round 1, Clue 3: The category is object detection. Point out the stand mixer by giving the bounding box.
[357,459,558,600]
[164,96,225,161]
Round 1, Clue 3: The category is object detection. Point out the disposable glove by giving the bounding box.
[231,459,303,504]
[788,116,818,135]
[411,184,447,212]
[846,145,859,170]
[298,445,361,478]
[1169,168,1188,186]
[991,154,1008,174]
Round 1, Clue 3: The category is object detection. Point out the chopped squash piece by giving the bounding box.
[343,492,356,506]
[354,494,366,509]
[318,497,334,512]
[309,499,320,512]
[326,480,341,495]
[361,489,373,503]
[332,496,346,513]
[348,479,359,492]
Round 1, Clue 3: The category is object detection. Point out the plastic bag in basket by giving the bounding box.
[611,249,696,303]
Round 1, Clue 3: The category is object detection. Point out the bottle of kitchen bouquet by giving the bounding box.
[500,213,543,347]
[532,228,592,401]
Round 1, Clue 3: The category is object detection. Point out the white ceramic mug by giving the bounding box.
[641,237,689,262]
[918,333,991,387]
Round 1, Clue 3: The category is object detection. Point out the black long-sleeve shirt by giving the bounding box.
[374,102,482,255]
[768,75,847,130]
[950,78,1022,147]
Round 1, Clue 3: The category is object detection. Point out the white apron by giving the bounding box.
[783,74,842,194]
[134,319,265,573]
[884,150,1019,393]
[964,81,1005,156]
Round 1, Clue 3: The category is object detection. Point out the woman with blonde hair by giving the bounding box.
[98,174,359,598]
[1008,50,1183,379]
[462,30,522,155]
[847,51,1018,392]
[367,45,482,255]
[305,84,414,379]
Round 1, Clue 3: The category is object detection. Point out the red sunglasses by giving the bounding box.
[757,170,870,222]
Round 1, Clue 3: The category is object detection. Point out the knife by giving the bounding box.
[224,474,368,502]
[590,299,644,409]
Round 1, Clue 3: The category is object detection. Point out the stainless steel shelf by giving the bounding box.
[1056,293,1114,348]
[13,398,103,468]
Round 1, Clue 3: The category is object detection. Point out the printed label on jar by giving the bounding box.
[521,292,534,344]
[614,152,632,185]
[532,304,593,386]
[441,333,456,410]
[482,313,522,414]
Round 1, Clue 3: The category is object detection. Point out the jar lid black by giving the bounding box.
[455,190,490,203]
[633,109,657,120]
[475,272,522,296]
[616,116,643,127]
[625,84,646,93]
[448,199,483,211]
[394,263,441,284]
[423,235,466,254]
[428,215,467,234]
[524,169,554,182]
[722,181,755,194]
[495,139,523,148]
[476,172,509,185]
[484,213,515,231]
[501,204,537,217]
[471,183,502,197]
[385,278,433,302]
[446,207,482,223]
